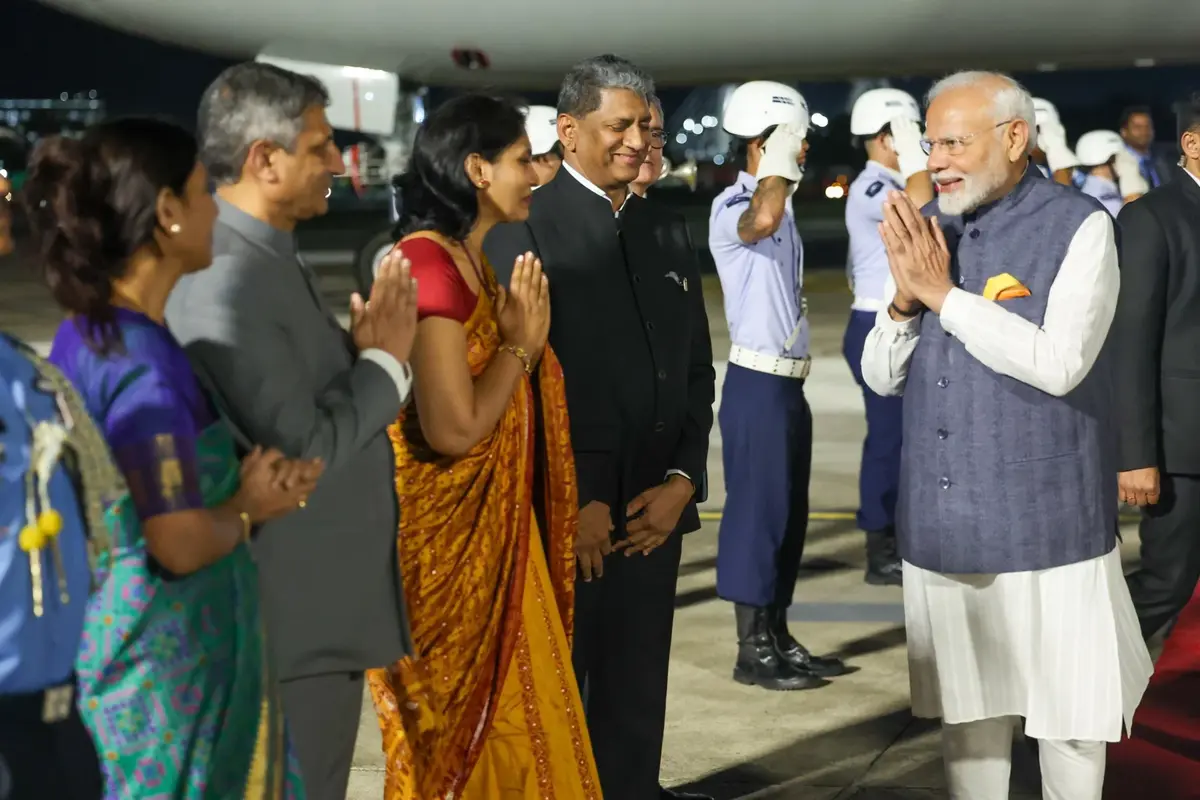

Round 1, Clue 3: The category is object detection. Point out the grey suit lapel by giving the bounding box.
[296,251,358,354]
[295,252,341,325]
[213,198,351,347]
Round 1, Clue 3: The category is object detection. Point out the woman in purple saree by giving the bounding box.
[25,118,320,798]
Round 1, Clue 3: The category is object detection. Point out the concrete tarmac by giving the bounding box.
[1,248,1135,799]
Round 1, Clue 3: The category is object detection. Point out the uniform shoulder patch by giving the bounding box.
[723,193,752,209]
[865,180,886,198]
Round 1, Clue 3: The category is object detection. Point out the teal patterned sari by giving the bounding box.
[49,309,305,799]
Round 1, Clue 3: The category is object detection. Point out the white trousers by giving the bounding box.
[943,717,1106,800]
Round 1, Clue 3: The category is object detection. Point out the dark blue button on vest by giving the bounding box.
[897,166,1118,574]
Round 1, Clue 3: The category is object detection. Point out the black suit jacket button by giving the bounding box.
[654,421,665,432]
[657,369,667,380]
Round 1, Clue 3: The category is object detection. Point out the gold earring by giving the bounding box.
[169,224,182,234]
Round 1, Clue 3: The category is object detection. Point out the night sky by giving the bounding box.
[4,0,1199,139]
[3,1,233,124]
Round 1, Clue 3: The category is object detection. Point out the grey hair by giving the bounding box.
[557,54,655,119]
[198,61,330,185]
[649,94,664,118]
[926,70,1037,155]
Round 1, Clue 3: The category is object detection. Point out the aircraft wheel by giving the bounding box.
[354,229,397,296]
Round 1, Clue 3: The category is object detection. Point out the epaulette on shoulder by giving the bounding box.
[723,193,752,209]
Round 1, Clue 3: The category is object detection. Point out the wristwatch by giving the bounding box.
[889,300,922,319]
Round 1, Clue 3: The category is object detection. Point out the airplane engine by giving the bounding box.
[255,55,400,137]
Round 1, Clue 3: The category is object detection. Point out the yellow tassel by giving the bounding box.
[38,509,63,538]
[19,524,46,552]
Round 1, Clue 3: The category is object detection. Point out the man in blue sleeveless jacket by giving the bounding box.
[862,71,1152,799]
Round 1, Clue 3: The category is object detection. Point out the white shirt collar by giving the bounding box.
[1185,166,1200,190]
[867,159,906,185]
[562,160,629,216]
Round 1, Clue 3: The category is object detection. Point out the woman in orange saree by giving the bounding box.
[365,93,602,799]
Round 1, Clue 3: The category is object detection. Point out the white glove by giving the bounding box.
[1112,149,1149,198]
[1038,120,1079,173]
[756,123,807,185]
[890,117,928,180]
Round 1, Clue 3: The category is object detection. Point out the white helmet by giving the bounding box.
[850,88,921,136]
[1074,130,1125,167]
[722,81,809,139]
[524,105,559,157]
[1032,97,1060,131]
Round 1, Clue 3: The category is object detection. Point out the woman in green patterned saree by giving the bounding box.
[27,117,321,798]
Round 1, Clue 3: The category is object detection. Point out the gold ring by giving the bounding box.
[298,498,308,509]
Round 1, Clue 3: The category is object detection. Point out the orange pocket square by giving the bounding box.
[983,273,1031,302]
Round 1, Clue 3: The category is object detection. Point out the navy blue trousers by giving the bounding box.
[843,309,903,534]
[716,363,812,608]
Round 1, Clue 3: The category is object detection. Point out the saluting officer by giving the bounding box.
[843,88,934,587]
[710,80,848,692]
[1074,129,1149,215]
[1032,97,1080,184]
[0,196,127,800]
[524,104,563,187]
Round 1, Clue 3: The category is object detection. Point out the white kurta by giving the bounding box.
[862,209,1153,743]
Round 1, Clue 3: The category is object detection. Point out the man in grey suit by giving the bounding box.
[165,62,418,800]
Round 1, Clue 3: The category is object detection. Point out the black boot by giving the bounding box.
[733,604,828,691]
[766,604,851,678]
[865,528,903,586]
[660,787,714,800]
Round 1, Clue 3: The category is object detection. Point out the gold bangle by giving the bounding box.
[238,511,252,544]
[499,344,533,374]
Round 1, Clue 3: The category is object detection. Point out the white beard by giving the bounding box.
[935,150,1010,216]
[936,170,1008,215]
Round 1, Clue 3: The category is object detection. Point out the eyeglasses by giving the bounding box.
[920,120,1014,156]
[649,129,667,150]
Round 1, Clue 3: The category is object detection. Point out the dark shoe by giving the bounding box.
[766,604,851,678]
[733,604,829,691]
[661,787,714,800]
[865,528,903,586]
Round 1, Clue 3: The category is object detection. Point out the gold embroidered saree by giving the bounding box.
[366,262,601,800]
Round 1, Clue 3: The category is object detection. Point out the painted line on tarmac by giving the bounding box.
[698,509,1141,524]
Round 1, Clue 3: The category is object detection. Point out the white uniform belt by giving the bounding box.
[851,297,885,312]
[729,345,811,379]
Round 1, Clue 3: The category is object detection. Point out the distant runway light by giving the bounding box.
[676,132,687,144]
[811,113,829,128]
[825,184,845,199]
[714,154,725,165]
[1134,58,1156,68]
